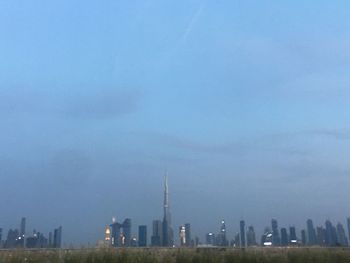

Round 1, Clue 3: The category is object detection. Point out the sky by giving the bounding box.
[1,0,350,246]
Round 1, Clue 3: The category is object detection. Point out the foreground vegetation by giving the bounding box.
[1,247,350,263]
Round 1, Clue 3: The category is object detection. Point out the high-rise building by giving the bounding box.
[336,223,348,247]
[20,217,26,237]
[316,226,325,246]
[239,220,246,248]
[53,226,62,248]
[122,218,132,247]
[179,226,186,246]
[162,175,174,247]
[185,223,192,247]
[271,219,280,246]
[280,228,288,246]
[347,218,350,245]
[138,225,147,247]
[289,226,297,245]
[234,233,240,247]
[246,226,257,246]
[325,220,336,246]
[5,229,19,248]
[306,219,317,246]
[0,228,2,245]
[48,232,53,247]
[105,226,111,244]
[151,220,162,246]
[206,233,215,246]
[110,220,121,247]
[216,220,227,246]
[301,229,306,246]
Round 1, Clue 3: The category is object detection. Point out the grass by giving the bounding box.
[1,248,350,263]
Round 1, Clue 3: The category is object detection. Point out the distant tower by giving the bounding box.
[271,219,280,246]
[246,226,257,246]
[280,228,288,246]
[151,220,163,246]
[138,225,147,247]
[306,219,317,246]
[162,174,174,246]
[289,226,297,245]
[336,223,348,246]
[347,218,350,246]
[179,226,186,246]
[218,220,227,246]
[53,226,62,248]
[185,223,192,247]
[105,226,111,243]
[239,220,246,248]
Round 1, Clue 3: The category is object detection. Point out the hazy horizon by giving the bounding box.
[1,0,350,245]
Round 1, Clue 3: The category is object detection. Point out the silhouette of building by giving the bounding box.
[261,227,272,246]
[239,220,246,248]
[325,220,337,246]
[280,228,288,246]
[5,229,19,248]
[53,226,62,248]
[162,175,174,247]
[306,219,317,246]
[316,226,325,246]
[289,226,297,245]
[246,226,257,246]
[179,226,186,246]
[347,218,350,245]
[216,220,228,246]
[151,220,162,246]
[336,223,348,246]
[138,225,147,247]
[206,232,215,246]
[185,223,192,247]
[301,229,306,246]
[271,219,280,246]
[0,228,2,248]
[110,218,131,247]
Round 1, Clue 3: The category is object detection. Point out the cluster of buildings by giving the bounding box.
[0,217,62,249]
[99,176,350,248]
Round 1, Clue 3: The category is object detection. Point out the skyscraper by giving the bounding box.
[179,226,186,246]
[280,228,288,246]
[246,226,257,246]
[239,220,246,248]
[162,175,174,247]
[325,220,336,246]
[0,228,2,248]
[347,218,350,246]
[289,226,297,245]
[138,225,147,247]
[122,218,132,247]
[301,229,306,246]
[271,219,280,246]
[336,223,348,247]
[184,223,192,247]
[206,232,215,246]
[53,226,62,248]
[306,219,317,246]
[20,217,26,237]
[151,220,162,246]
[316,226,325,246]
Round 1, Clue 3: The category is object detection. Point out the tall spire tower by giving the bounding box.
[162,172,174,246]
[163,173,170,223]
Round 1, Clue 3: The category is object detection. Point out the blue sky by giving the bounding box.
[1,0,350,245]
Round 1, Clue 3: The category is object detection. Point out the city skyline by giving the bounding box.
[2,177,349,248]
[1,0,350,246]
